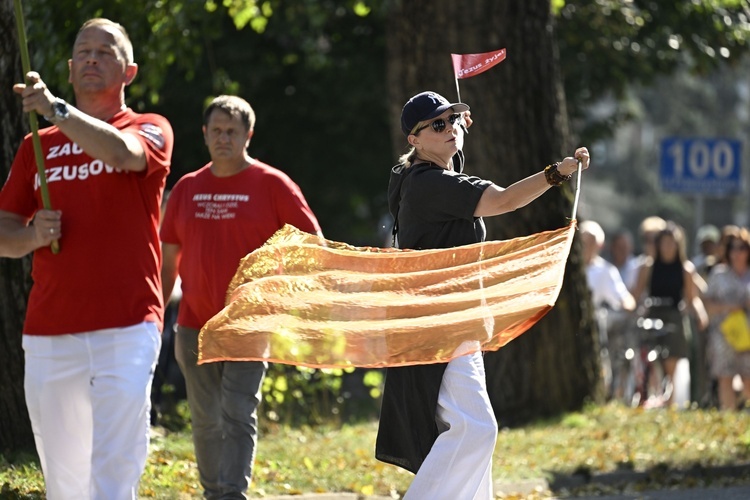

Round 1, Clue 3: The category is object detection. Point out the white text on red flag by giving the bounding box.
[451,48,507,79]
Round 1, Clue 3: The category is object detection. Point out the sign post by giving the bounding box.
[659,137,742,195]
[660,137,742,252]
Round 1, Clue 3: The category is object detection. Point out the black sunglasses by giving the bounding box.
[414,113,462,134]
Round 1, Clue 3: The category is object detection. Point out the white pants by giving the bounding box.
[23,322,161,500]
[405,351,498,500]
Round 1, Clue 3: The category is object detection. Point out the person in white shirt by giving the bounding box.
[581,220,636,399]
[582,221,636,312]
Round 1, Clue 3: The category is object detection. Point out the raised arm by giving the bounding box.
[474,147,589,217]
[13,72,147,172]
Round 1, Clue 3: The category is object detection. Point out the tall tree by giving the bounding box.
[386,0,600,424]
[0,0,35,452]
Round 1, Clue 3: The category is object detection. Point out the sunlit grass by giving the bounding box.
[3,402,750,498]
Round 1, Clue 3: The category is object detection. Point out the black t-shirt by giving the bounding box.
[388,161,493,249]
[377,159,493,473]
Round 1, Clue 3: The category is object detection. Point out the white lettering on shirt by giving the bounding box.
[34,161,119,190]
[193,193,250,220]
[46,142,84,160]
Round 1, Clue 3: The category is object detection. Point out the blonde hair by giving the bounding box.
[398,147,418,167]
[398,118,433,167]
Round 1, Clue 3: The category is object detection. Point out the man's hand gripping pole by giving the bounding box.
[13,0,59,254]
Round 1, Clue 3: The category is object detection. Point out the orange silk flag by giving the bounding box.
[199,222,577,368]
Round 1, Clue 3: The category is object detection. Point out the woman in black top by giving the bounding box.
[376,90,589,499]
[631,222,708,407]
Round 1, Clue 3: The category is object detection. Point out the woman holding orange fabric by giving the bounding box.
[375,90,589,499]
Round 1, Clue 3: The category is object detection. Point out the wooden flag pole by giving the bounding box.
[13,0,59,254]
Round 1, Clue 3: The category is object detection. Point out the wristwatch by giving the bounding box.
[44,98,70,124]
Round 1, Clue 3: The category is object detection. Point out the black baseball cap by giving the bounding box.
[400,91,470,136]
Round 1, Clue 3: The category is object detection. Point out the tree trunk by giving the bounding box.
[386,0,600,425]
[0,0,36,452]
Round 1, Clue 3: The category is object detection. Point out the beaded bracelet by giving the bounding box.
[544,162,572,187]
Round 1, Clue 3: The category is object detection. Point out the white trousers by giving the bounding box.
[23,322,161,500]
[405,351,498,500]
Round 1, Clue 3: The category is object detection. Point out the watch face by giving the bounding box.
[53,99,70,120]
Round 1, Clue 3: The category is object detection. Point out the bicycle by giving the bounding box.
[626,315,674,408]
[614,296,685,408]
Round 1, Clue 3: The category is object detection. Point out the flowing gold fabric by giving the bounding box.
[199,222,577,368]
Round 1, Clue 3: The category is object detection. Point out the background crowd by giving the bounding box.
[582,216,750,411]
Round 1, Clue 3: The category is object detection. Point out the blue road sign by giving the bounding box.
[659,137,742,195]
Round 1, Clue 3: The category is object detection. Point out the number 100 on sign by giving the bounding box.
[659,138,742,195]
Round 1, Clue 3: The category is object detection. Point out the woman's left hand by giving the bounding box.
[559,147,590,176]
[463,110,473,129]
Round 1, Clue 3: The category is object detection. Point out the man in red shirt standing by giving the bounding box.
[0,18,173,499]
[160,95,321,499]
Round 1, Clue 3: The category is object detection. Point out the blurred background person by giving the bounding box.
[631,222,708,407]
[715,225,743,266]
[689,223,721,406]
[580,220,636,400]
[703,229,750,411]
[691,224,721,280]
[635,216,668,268]
[609,228,639,291]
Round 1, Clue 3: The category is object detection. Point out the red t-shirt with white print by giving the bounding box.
[0,108,173,334]
[160,160,321,329]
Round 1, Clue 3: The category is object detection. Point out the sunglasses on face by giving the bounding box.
[413,113,462,134]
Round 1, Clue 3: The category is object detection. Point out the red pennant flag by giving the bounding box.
[451,48,507,79]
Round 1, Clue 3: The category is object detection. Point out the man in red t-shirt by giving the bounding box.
[0,18,173,499]
[160,95,321,498]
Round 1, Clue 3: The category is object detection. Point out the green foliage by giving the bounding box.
[363,369,384,398]
[353,1,371,17]
[20,0,219,106]
[202,0,274,31]
[261,364,383,425]
[560,411,595,428]
[13,0,750,243]
[0,451,44,498]
[4,404,750,498]
[556,0,750,143]
[578,55,750,238]
[16,0,391,244]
